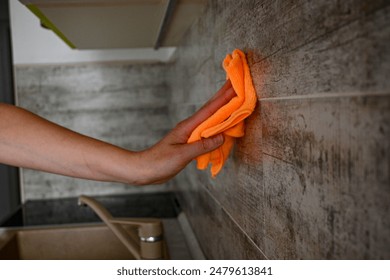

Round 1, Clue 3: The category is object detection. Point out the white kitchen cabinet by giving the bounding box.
[19,0,206,49]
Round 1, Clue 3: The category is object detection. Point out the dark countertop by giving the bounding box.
[1,192,181,227]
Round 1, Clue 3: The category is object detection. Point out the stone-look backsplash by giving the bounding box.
[15,63,173,200]
[14,0,389,259]
[169,0,390,259]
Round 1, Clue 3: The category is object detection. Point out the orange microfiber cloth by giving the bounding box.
[188,49,257,177]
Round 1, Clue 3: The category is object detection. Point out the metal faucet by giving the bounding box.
[78,195,164,260]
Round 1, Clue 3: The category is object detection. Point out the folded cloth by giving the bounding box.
[187,49,257,177]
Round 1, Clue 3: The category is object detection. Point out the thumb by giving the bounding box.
[182,134,224,161]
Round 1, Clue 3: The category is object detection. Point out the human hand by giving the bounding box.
[137,80,236,184]
[0,82,235,186]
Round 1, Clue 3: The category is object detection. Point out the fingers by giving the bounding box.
[180,134,224,161]
[205,79,233,103]
[178,80,237,138]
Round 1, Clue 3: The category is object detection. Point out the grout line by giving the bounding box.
[177,212,206,260]
[171,91,390,107]
[259,91,390,101]
[202,185,269,260]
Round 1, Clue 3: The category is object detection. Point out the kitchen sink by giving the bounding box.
[0,194,202,260]
[0,195,169,260]
[0,223,168,260]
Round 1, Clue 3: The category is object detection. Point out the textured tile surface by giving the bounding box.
[262,96,390,259]
[169,0,390,259]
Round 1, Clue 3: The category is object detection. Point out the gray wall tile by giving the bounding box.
[16,63,173,200]
[170,0,390,259]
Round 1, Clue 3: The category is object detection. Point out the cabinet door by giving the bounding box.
[20,0,206,49]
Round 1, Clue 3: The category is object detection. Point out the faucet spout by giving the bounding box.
[78,195,164,260]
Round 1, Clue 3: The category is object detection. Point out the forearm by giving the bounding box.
[0,103,143,184]
[0,81,235,186]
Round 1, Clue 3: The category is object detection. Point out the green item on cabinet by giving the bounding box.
[26,4,76,49]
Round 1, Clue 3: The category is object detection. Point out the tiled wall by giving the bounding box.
[169,0,390,259]
[16,63,173,200]
[14,0,389,259]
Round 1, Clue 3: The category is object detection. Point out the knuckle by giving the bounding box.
[201,138,208,151]
[201,137,214,151]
